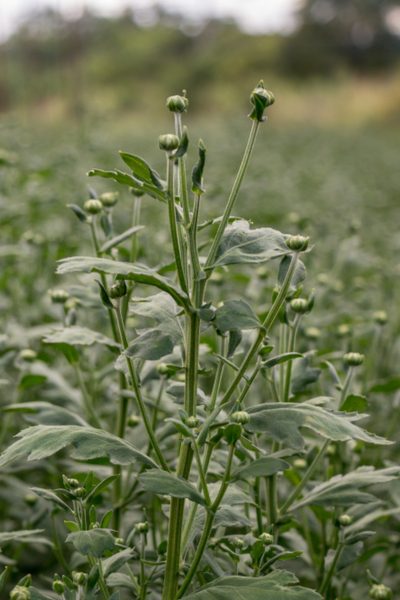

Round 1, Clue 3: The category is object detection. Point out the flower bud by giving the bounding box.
[49,289,70,304]
[304,327,321,341]
[84,199,103,214]
[233,538,244,549]
[115,537,125,545]
[11,587,31,600]
[290,298,308,314]
[158,134,179,153]
[337,324,351,338]
[52,580,65,595]
[128,415,140,428]
[100,192,119,207]
[343,352,364,367]
[130,188,145,197]
[231,410,250,425]
[185,416,199,429]
[259,532,274,545]
[166,93,189,113]
[74,487,86,499]
[90,522,100,529]
[19,349,37,362]
[108,280,127,299]
[369,585,392,600]
[72,572,86,586]
[24,493,38,506]
[373,311,388,325]
[156,362,170,376]
[135,522,149,534]
[338,514,354,527]
[293,459,307,470]
[249,81,275,122]
[63,476,79,489]
[286,235,309,252]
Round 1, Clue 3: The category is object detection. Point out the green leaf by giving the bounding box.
[123,329,174,361]
[340,394,368,413]
[102,548,136,578]
[0,425,158,468]
[57,256,190,310]
[174,126,189,158]
[277,256,307,291]
[96,279,114,309]
[99,226,144,253]
[118,152,165,190]
[106,573,136,593]
[130,292,185,345]
[322,360,342,390]
[262,352,304,370]
[88,168,167,202]
[64,521,79,532]
[85,475,120,503]
[210,221,290,268]
[31,487,73,513]
[291,467,400,510]
[138,470,208,507]
[164,418,194,438]
[231,457,290,481]
[290,353,321,395]
[0,529,45,545]
[66,529,115,558]
[183,571,322,600]
[192,140,206,194]
[101,510,113,529]
[213,300,261,331]
[369,377,400,394]
[19,374,47,390]
[67,204,89,223]
[30,588,54,600]
[2,402,88,427]
[343,531,375,545]
[43,326,120,349]
[245,403,392,449]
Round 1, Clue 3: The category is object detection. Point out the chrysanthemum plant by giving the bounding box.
[1,83,397,600]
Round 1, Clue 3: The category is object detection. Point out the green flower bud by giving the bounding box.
[185,416,199,429]
[63,476,80,489]
[231,410,250,425]
[108,280,127,299]
[100,192,119,207]
[337,324,351,338]
[72,572,86,585]
[84,199,103,214]
[338,514,354,526]
[259,532,274,545]
[156,362,170,376]
[293,459,308,470]
[369,585,392,600]
[130,188,145,197]
[326,444,336,456]
[304,327,321,341]
[128,415,140,428]
[24,493,38,506]
[135,522,149,534]
[317,273,329,285]
[256,266,270,280]
[74,487,86,499]
[343,352,364,367]
[249,81,275,122]
[373,311,388,325]
[290,298,308,314]
[166,93,189,113]
[90,522,100,529]
[19,349,37,362]
[285,235,310,252]
[52,580,65,595]
[158,134,179,153]
[233,538,244,549]
[49,289,70,304]
[115,537,125,545]
[10,587,31,600]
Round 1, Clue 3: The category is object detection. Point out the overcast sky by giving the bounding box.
[0,0,303,41]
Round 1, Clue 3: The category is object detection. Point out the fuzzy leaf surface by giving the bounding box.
[2,402,88,427]
[130,292,184,344]
[231,457,290,481]
[138,471,208,507]
[66,529,115,558]
[43,326,120,348]
[102,548,136,578]
[123,328,174,361]
[213,300,261,331]
[88,168,167,202]
[99,225,144,253]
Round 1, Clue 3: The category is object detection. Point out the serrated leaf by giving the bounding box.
[183,571,322,600]
[210,221,290,268]
[102,548,136,578]
[123,328,174,361]
[130,292,185,345]
[99,226,144,253]
[0,425,158,468]
[43,326,120,349]
[245,403,392,449]
[138,471,208,507]
[66,529,115,558]
[88,168,167,202]
[291,467,400,510]
[277,256,307,291]
[57,256,190,310]
[31,487,73,513]
[213,300,261,331]
[1,402,88,427]
[340,394,368,413]
[231,457,290,481]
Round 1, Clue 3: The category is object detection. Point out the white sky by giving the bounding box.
[0,0,303,41]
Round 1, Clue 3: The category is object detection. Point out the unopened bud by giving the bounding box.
[231,410,250,425]
[249,81,275,122]
[135,522,149,534]
[115,537,125,545]
[52,580,65,595]
[156,363,170,376]
[290,298,308,314]
[369,584,392,600]
[338,514,354,527]
[100,192,119,207]
[90,522,100,529]
[337,324,351,338]
[343,352,364,367]
[166,93,189,113]
[24,493,38,506]
[108,280,127,299]
[259,532,274,545]
[373,311,388,325]
[11,588,31,600]
[63,476,79,489]
[19,349,37,362]
[233,538,244,549]
[158,134,179,153]
[286,235,309,252]
[305,327,320,340]
[84,199,103,214]
[128,415,140,428]
[49,289,70,304]
[72,572,86,586]
[185,416,199,429]
[74,487,86,499]
[293,459,307,470]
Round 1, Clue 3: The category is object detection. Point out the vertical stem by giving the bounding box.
[209,337,226,411]
[166,157,189,295]
[283,313,302,402]
[319,543,343,596]
[140,532,147,600]
[339,367,354,409]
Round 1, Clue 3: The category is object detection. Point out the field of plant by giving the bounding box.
[1,83,400,600]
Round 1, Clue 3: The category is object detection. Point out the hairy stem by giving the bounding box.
[167,156,189,295]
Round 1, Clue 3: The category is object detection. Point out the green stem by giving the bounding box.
[205,120,260,269]
[140,532,147,600]
[192,441,211,506]
[167,156,189,295]
[283,313,301,402]
[174,113,190,227]
[279,323,287,401]
[87,556,109,600]
[176,445,235,599]
[280,438,331,516]
[184,312,201,417]
[187,194,202,286]
[339,367,354,409]
[73,363,102,429]
[114,304,169,472]
[267,471,278,526]
[319,543,343,596]
[254,476,264,535]
[51,512,71,575]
